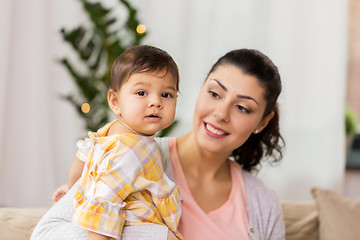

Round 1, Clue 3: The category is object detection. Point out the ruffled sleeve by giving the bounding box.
[73,190,126,239]
[73,134,130,239]
[75,137,92,162]
[75,121,115,163]
[152,187,183,239]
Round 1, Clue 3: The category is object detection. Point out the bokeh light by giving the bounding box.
[81,103,90,113]
[136,24,146,34]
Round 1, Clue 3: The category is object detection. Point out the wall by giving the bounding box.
[137,0,349,201]
[347,0,360,121]
[0,0,349,207]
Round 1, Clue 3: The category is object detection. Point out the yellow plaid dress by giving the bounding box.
[73,120,183,239]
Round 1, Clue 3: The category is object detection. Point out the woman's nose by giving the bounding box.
[213,105,230,122]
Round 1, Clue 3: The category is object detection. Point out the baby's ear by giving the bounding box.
[107,89,121,115]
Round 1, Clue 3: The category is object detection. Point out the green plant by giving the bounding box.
[345,106,358,137]
[60,0,146,132]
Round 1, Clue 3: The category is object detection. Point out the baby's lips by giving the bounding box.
[146,113,161,118]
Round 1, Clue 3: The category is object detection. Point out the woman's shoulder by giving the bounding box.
[241,170,278,201]
[154,137,170,152]
[154,137,175,181]
[241,170,266,189]
[241,169,285,239]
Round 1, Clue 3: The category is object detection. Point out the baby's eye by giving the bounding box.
[208,90,220,98]
[136,91,147,96]
[161,92,173,98]
[236,105,251,113]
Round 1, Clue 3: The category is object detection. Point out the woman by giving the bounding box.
[31,48,285,240]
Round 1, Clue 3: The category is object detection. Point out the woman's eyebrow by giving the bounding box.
[211,79,259,105]
[237,95,259,105]
[212,79,227,91]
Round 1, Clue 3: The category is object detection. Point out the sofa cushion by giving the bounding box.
[0,208,48,240]
[311,188,360,240]
[282,202,319,240]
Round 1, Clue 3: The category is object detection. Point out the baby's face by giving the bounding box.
[115,70,178,136]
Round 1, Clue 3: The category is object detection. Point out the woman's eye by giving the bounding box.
[236,105,251,113]
[136,91,147,96]
[208,90,220,98]
[161,92,172,98]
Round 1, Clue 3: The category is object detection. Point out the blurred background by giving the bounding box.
[1,0,359,207]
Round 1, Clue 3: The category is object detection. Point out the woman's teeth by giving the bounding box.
[206,123,226,135]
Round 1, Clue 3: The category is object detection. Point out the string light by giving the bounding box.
[81,103,90,113]
[136,24,146,34]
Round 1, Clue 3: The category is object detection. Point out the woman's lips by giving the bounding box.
[204,122,229,138]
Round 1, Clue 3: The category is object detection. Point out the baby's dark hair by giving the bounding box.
[208,49,284,172]
[110,45,179,91]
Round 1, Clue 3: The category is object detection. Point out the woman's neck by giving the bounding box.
[176,131,233,213]
[176,131,231,181]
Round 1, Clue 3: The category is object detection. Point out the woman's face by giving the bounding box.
[193,64,272,155]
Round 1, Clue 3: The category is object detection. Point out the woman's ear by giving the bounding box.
[107,89,121,116]
[255,111,274,133]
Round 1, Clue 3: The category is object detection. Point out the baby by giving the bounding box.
[53,45,183,240]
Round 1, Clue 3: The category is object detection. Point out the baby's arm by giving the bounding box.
[33,178,173,240]
[67,157,85,187]
[88,231,110,240]
[52,157,84,202]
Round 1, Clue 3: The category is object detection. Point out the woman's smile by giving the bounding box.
[204,122,229,138]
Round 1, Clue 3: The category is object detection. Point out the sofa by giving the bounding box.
[1,188,359,240]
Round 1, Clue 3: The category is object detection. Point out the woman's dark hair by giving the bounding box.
[207,49,284,172]
[110,45,179,91]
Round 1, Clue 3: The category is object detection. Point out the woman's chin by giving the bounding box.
[196,134,230,155]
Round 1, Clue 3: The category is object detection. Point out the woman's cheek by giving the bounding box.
[196,90,212,111]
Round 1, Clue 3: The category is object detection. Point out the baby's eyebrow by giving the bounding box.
[132,81,148,87]
[132,81,177,92]
[165,86,177,91]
